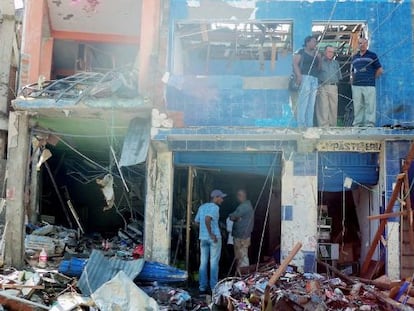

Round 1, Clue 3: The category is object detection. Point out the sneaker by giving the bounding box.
[199,289,208,295]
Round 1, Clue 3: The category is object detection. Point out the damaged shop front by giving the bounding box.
[150,126,414,283]
[7,70,153,267]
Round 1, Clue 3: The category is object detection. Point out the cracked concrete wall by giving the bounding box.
[0,0,15,130]
[186,0,256,20]
[281,157,318,271]
[144,148,174,264]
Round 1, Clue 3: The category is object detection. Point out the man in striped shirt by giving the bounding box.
[351,38,383,127]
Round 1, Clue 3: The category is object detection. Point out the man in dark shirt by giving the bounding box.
[229,189,254,271]
[351,38,383,127]
[293,36,321,127]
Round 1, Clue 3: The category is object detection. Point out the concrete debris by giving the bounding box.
[8,222,414,311]
[212,262,414,311]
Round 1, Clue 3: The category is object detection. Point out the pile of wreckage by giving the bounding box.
[0,230,414,310]
[0,222,195,311]
[212,243,414,311]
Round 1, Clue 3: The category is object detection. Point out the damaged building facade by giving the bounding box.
[7,0,167,267]
[149,0,414,281]
[6,0,414,283]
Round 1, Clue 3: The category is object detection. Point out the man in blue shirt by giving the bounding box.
[195,189,226,294]
[351,38,383,127]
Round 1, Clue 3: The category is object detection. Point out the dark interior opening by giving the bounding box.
[38,141,146,236]
[172,166,282,280]
[317,191,363,275]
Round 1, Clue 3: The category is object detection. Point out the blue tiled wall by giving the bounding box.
[293,152,317,176]
[385,141,410,221]
[168,0,413,127]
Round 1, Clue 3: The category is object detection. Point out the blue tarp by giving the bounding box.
[78,250,145,296]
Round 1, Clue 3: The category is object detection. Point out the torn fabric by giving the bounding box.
[96,174,114,211]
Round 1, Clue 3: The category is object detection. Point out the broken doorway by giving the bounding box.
[171,151,282,280]
[318,152,380,276]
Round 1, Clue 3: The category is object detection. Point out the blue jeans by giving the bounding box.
[297,75,318,127]
[199,239,222,291]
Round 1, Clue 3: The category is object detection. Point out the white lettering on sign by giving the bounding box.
[317,141,381,152]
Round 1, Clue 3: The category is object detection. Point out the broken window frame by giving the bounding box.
[312,21,368,56]
[173,20,293,75]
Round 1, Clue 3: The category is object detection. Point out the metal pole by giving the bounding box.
[185,166,194,272]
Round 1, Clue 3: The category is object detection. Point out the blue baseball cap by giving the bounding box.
[210,189,227,198]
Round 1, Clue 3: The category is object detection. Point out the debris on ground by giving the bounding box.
[212,262,414,311]
[2,223,414,310]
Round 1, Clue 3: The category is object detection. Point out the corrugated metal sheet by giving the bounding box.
[78,250,144,296]
[318,152,379,192]
[119,118,150,167]
[174,152,282,175]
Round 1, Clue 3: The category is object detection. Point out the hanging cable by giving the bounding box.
[226,152,280,276]
[255,166,275,272]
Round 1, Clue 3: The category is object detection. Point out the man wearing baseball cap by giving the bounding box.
[195,189,226,294]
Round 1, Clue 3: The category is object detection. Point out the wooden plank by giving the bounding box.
[263,242,302,311]
[268,242,302,286]
[317,258,354,284]
[361,177,403,275]
[362,141,414,277]
[44,162,73,228]
[368,211,407,220]
[403,173,414,250]
[0,291,49,311]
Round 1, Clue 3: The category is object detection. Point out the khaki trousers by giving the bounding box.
[316,84,338,127]
[352,85,376,127]
[234,237,250,269]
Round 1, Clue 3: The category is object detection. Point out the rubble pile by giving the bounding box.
[213,266,414,311]
[0,224,413,310]
[0,222,193,310]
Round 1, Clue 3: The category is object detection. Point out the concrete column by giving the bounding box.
[4,112,30,268]
[386,222,400,279]
[0,0,15,141]
[138,0,161,94]
[39,37,54,80]
[19,0,48,86]
[281,155,318,271]
[144,148,174,264]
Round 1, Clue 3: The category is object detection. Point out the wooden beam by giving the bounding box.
[268,242,302,286]
[0,291,49,310]
[51,30,140,44]
[368,211,407,221]
[403,173,414,250]
[361,141,414,276]
[361,177,403,275]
